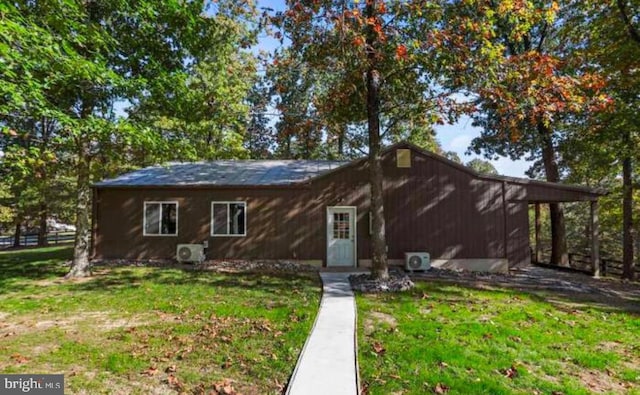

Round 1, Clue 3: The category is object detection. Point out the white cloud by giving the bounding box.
[447,135,472,152]
[490,157,531,177]
[435,116,533,178]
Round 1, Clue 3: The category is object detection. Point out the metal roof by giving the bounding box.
[94,160,349,187]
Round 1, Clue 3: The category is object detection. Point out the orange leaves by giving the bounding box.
[282,2,311,24]
[395,44,408,60]
[344,9,359,19]
[472,49,612,137]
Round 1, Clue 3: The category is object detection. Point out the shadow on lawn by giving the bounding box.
[0,246,319,296]
[407,274,640,316]
[0,246,72,292]
[70,266,319,293]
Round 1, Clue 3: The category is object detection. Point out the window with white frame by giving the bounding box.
[211,202,246,236]
[144,201,178,236]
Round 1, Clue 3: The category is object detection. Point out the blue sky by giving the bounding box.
[434,118,530,177]
[254,0,531,176]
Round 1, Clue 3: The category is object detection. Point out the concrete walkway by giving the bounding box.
[286,272,359,395]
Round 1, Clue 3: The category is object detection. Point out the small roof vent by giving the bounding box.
[396,149,411,168]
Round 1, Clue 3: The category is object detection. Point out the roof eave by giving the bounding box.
[93,182,311,190]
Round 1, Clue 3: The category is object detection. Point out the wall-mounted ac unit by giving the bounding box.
[405,252,430,272]
[176,244,205,263]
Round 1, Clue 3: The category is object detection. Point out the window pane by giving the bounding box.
[145,203,160,235]
[333,212,350,239]
[213,204,228,235]
[161,203,177,235]
[229,203,245,235]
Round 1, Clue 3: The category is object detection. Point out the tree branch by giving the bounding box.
[616,0,640,44]
[537,22,548,52]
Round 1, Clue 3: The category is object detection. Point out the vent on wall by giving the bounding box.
[396,149,411,168]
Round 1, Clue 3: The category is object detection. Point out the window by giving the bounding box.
[333,212,350,239]
[211,202,246,236]
[143,201,178,236]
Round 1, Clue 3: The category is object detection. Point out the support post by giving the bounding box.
[535,203,542,264]
[591,200,601,278]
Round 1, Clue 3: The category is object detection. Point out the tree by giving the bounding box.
[467,158,498,175]
[0,4,75,246]
[1,0,258,276]
[444,151,462,164]
[274,1,459,279]
[434,0,610,266]
[560,0,640,279]
[269,49,325,159]
[245,77,276,159]
[129,10,258,161]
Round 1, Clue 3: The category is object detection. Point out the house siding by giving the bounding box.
[93,148,569,268]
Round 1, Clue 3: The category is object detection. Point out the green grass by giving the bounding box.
[0,247,321,394]
[357,281,640,395]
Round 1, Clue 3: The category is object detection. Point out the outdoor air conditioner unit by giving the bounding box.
[405,252,430,272]
[176,244,205,263]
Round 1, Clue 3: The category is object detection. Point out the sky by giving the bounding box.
[434,118,531,177]
[254,0,532,177]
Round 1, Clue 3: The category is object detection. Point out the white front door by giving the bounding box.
[327,207,356,267]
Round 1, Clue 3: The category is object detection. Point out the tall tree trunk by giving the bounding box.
[366,0,388,280]
[38,117,51,247]
[67,144,92,278]
[622,147,635,280]
[538,122,569,266]
[13,220,21,248]
[37,203,48,247]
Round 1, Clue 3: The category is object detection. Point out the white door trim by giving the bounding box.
[326,206,357,267]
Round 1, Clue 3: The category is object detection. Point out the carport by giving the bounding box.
[505,178,606,277]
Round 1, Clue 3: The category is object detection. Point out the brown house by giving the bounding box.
[92,142,604,272]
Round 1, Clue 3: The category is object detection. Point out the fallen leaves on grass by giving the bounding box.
[433,382,450,394]
[500,365,518,379]
[212,379,238,395]
[273,378,284,393]
[142,366,159,377]
[372,342,386,356]
[166,374,184,391]
[10,353,29,364]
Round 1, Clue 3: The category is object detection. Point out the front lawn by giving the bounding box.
[0,246,320,394]
[357,280,640,395]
